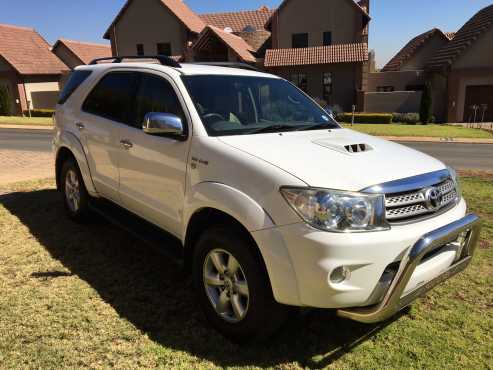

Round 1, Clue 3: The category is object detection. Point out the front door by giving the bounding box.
[118,72,191,237]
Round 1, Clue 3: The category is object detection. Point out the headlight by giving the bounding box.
[447,166,462,199]
[280,187,389,232]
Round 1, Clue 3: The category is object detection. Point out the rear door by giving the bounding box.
[117,71,192,237]
[78,71,139,202]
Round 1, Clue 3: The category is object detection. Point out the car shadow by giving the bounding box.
[1,189,404,368]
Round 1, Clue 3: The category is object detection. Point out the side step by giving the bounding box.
[88,198,184,260]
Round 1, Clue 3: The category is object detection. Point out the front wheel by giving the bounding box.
[192,225,291,343]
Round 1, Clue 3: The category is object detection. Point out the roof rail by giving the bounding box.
[89,55,181,68]
[193,62,260,72]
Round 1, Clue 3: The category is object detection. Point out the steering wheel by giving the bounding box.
[202,113,226,125]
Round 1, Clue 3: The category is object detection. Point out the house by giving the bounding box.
[0,23,68,115]
[103,0,371,111]
[52,39,112,69]
[365,28,455,115]
[427,4,493,123]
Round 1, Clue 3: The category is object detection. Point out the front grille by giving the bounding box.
[385,179,458,223]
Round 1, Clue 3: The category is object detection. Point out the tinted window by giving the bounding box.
[292,33,308,48]
[82,72,139,123]
[135,74,186,128]
[58,70,92,104]
[182,75,339,137]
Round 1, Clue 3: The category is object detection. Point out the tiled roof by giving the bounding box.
[382,28,452,72]
[200,8,275,33]
[193,25,256,63]
[104,0,205,39]
[54,39,112,65]
[427,4,493,71]
[264,43,368,67]
[266,0,369,28]
[0,23,68,75]
[235,30,271,53]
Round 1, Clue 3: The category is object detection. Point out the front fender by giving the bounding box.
[183,182,275,237]
[55,130,98,196]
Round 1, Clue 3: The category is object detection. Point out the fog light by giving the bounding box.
[330,266,351,284]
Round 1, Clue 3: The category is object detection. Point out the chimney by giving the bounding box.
[358,0,370,15]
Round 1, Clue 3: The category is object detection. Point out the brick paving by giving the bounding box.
[0,149,53,186]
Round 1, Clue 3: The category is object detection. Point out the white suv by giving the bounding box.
[53,56,481,343]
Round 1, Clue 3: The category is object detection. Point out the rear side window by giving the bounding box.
[82,72,139,124]
[58,70,92,104]
[135,74,186,127]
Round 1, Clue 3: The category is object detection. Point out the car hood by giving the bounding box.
[218,128,446,191]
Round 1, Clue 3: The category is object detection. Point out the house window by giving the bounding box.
[157,42,172,56]
[322,72,333,102]
[136,44,144,56]
[377,86,395,92]
[292,33,308,48]
[323,32,332,46]
[290,73,308,92]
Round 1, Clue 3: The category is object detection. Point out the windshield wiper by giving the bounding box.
[250,124,298,134]
[295,123,337,131]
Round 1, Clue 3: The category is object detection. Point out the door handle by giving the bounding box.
[75,122,85,131]
[120,139,133,150]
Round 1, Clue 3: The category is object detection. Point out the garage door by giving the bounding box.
[464,85,493,122]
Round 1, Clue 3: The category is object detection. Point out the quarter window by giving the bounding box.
[292,33,308,48]
[290,73,308,93]
[82,72,139,124]
[58,70,92,104]
[135,74,186,129]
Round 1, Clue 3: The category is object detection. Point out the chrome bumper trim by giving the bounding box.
[337,213,482,324]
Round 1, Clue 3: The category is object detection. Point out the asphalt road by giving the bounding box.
[0,128,491,171]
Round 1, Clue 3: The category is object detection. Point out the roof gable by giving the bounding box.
[0,23,68,75]
[53,39,112,65]
[266,0,370,28]
[104,0,205,39]
[382,28,453,72]
[427,4,493,71]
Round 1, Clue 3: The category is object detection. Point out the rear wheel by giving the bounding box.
[192,225,291,343]
[60,158,90,221]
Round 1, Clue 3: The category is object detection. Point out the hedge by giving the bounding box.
[392,113,420,124]
[336,113,393,124]
[24,109,55,117]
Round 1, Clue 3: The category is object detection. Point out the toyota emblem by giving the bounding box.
[424,187,443,210]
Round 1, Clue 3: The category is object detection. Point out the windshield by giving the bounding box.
[181,75,340,137]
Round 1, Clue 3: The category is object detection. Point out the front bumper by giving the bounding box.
[337,213,481,323]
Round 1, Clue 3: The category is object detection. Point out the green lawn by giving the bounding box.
[0,176,492,369]
[343,124,493,139]
[0,116,53,126]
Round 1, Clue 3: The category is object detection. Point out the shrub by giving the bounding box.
[0,85,11,116]
[336,113,393,124]
[420,83,433,124]
[23,109,55,117]
[392,113,420,125]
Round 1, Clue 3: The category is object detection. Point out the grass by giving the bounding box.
[0,176,492,369]
[0,116,53,126]
[342,124,493,139]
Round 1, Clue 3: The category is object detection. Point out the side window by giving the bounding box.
[135,74,186,128]
[82,72,139,124]
[58,70,92,104]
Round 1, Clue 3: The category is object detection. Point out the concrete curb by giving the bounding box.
[0,124,54,131]
[382,136,493,144]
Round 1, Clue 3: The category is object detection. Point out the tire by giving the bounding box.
[192,224,291,343]
[60,158,90,221]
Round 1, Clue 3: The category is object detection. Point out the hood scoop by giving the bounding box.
[313,138,374,155]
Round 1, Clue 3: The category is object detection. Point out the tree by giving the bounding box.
[0,85,11,116]
[419,82,433,124]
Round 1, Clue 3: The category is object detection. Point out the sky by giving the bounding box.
[0,0,491,68]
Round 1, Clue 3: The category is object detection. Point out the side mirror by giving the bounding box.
[143,112,185,138]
